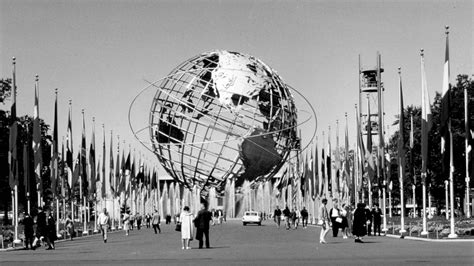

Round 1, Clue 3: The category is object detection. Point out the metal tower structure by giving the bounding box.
[358,52,385,209]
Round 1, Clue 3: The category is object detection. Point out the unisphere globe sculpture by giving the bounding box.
[149,50,299,192]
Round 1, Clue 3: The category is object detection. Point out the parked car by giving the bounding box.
[242,211,261,226]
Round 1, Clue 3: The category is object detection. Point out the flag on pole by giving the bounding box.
[124,151,131,196]
[344,114,351,202]
[114,139,120,196]
[410,113,415,185]
[327,129,332,196]
[440,28,451,176]
[33,75,43,194]
[398,68,406,184]
[23,143,30,196]
[80,112,88,200]
[109,131,115,196]
[313,139,319,199]
[8,57,18,190]
[66,103,74,189]
[356,106,365,193]
[366,101,375,183]
[61,137,65,198]
[320,133,326,197]
[335,121,341,194]
[89,119,96,196]
[101,126,106,199]
[50,90,59,197]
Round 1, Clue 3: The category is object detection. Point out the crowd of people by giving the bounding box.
[271,198,383,244]
[20,198,384,251]
[20,207,57,250]
[317,199,382,244]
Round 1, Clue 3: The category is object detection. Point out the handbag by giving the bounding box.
[175,222,181,232]
[335,217,343,223]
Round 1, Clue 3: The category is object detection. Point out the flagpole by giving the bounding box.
[388,182,392,218]
[420,49,429,236]
[366,94,373,208]
[33,74,42,208]
[443,26,457,239]
[398,67,406,235]
[410,114,416,218]
[445,180,449,220]
[465,80,471,218]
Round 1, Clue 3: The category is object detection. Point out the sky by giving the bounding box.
[0,0,472,175]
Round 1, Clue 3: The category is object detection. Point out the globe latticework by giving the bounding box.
[149,50,299,191]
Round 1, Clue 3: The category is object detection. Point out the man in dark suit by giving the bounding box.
[194,202,212,249]
[22,212,34,250]
[371,204,382,236]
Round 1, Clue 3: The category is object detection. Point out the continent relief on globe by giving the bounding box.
[238,129,282,187]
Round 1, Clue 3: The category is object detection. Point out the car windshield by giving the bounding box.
[245,212,258,216]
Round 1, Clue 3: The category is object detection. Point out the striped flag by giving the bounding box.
[33,76,43,194]
[440,27,451,176]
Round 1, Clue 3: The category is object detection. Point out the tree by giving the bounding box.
[387,74,474,213]
[0,77,53,222]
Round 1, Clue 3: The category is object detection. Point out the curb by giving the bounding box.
[0,228,124,252]
[385,234,474,242]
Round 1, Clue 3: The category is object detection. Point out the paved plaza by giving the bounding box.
[1,220,473,265]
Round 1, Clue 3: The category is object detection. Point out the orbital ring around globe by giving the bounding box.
[128,50,317,192]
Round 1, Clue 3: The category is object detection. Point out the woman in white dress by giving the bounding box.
[179,206,194,250]
[123,211,130,236]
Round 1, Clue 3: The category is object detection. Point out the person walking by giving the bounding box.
[146,213,151,228]
[123,211,131,236]
[372,204,382,236]
[318,198,331,244]
[300,207,309,229]
[290,208,297,229]
[346,204,354,237]
[329,201,341,237]
[194,202,212,249]
[136,213,142,230]
[365,205,373,236]
[283,206,291,230]
[65,215,74,241]
[34,207,47,249]
[22,212,34,250]
[180,206,194,250]
[129,213,135,230]
[151,209,161,234]
[353,203,368,243]
[340,203,349,239]
[273,206,282,228]
[45,210,56,250]
[97,208,110,243]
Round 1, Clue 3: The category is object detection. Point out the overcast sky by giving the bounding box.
[1,0,472,174]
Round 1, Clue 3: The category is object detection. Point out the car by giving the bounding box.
[242,211,261,226]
